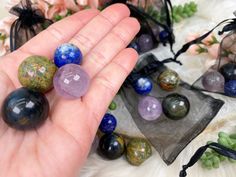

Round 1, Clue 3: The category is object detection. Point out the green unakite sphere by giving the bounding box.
[18,56,57,93]
[126,138,152,166]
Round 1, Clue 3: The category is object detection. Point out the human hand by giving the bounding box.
[0,4,140,177]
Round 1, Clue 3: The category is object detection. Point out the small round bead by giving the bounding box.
[138,96,162,121]
[1,88,49,130]
[109,101,117,110]
[54,43,83,68]
[53,64,90,99]
[99,113,117,134]
[18,56,57,93]
[133,77,153,95]
[224,80,236,96]
[99,133,125,160]
[159,30,169,43]
[162,93,190,120]
[158,70,180,91]
[128,41,140,53]
[151,25,160,37]
[219,63,236,82]
[137,34,154,53]
[126,138,152,166]
[202,71,225,92]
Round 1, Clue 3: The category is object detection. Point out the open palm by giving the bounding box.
[0,4,140,177]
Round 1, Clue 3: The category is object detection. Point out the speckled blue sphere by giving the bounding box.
[133,77,153,95]
[159,30,169,44]
[99,113,117,134]
[224,80,236,96]
[128,41,140,53]
[54,43,83,68]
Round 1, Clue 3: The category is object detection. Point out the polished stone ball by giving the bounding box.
[18,55,57,93]
[1,88,49,130]
[138,96,162,121]
[54,43,83,68]
[99,133,125,160]
[128,41,140,53]
[202,71,225,92]
[219,63,236,82]
[224,80,236,96]
[159,30,170,44]
[126,138,152,166]
[137,34,154,53]
[158,70,180,91]
[99,113,117,134]
[162,93,190,120]
[133,77,153,95]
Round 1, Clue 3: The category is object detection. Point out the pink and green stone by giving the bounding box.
[18,56,57,93]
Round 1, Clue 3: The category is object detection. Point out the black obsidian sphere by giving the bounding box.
[1,87,49,130]
[99,133,125,160]
[219,63,236,82]
[162,93,190,120]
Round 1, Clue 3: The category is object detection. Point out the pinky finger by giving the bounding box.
[83,48,138,123]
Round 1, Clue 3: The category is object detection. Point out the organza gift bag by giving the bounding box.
[9,0,53,51]
[103,0,175,54]
[120,54,224,165]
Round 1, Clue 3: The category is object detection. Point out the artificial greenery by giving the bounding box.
[147,1,197,23]
[200,132,236,169]
[0,33,6,41]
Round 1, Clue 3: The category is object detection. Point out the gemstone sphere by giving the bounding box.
[151,25,160,37]
[133,77,153,95]
[158,70,180,91]
[18,56,57,93]
[128,41,140,53]
[126,138,152,166]
[159,30,169,44]
[54,43,83,68]
[109,101,117,110]
[99,133,125,160]
[137,34,154,53]
[202,71,225,92]
[162,93,190,120]
[224,80,236,96]
[53,64,90,99]
[1,88,49,130]
[99,113,117,134]
[219,63,236,81]
[138,96,162,121]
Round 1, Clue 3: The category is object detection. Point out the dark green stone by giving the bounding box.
[99,133,125,160]
[18,55,57,93]
[126,138,152,166]
[162,93,190,120]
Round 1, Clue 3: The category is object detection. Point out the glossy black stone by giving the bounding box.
[99,133,125,160]
[1,87,49,130]
[162,93,190,120]
[219,63,236,82]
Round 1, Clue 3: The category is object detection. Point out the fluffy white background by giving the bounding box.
[80,0,236,177]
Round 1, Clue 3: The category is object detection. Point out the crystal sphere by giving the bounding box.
[158,70,180,91]
[54,43,83,68]
[219,63,236,82]
[128,41,140,53]
[1,88,49,130]
[224,80,236,96]
[99,113,117,134]
[159,30,169,44]
[18,55,57,93]
[202,71,225,92]
[53,64,90,99]
[138,96,162,121]
[133,77,153,95]
[137,34,154,53]
[151,25,160,37]
[162,93,190,120]
[126,138,152,166]
[99,133,125,160]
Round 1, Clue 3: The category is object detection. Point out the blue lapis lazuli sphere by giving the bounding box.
[159,30,169,44]
[224,80,236,96]
[54,43,83,68]
[99,113,117,134]
[133,77,153,95]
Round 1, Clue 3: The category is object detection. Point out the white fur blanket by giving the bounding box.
[80,0,236,177]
